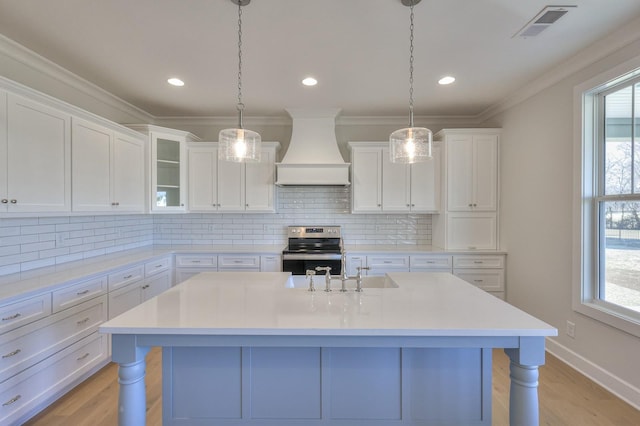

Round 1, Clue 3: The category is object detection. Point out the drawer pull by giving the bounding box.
[2,313,21,321]
[233,260,242,263]
[76,352,90,361]
[76,289,90,296]
[142,284,150,289]
[426,261,435,264]
[124,274,133,279]
[473,261,484,264]
[2,395,21,406]
[2,349,22,359]
[77,317,90,325]
[192,260,201,263]
[473,279,484,283]
[383,260,392,264]
[155,264,163,268]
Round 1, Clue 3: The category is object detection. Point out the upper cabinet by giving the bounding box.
[1,92,71,213]
[432,129,501,250]
[128,125,201,213]
[72,118,145,212]
[188,142,280,213]
[349,142,440,214]
[446,133,498,211]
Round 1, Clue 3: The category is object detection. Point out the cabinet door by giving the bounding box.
[152,132,185,211]
[381,148,410,212]
[0,91,7,211]
[7,94,71,212]
[351,148,382,212]
[245,148,275,212]
[447,213,497,250]
[446,135,474,211]
[143,270,172,301]
[108,283,142,319]
[217,159,244,211]
[410,143,441,212]
[71,118,112,211]
[473,135,498,211]
[346,255,365,277]
[188,146,218,211]
[113,132,145,212]
[260,255,282,272]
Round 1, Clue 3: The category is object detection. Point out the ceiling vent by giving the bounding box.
[514,5,576,38]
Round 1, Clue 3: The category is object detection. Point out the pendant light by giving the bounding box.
[219,0,262,163]
[389,0,432,164]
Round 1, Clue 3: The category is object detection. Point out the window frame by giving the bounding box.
[573,56,640,338]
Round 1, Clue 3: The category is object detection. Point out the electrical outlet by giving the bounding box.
[566,320,576,338]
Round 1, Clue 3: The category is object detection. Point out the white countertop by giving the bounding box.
[100,272,556,338]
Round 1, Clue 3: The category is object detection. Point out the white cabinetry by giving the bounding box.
[1,93,71,213]
[188,142,280,213]
[260,255,282,272]
[453,254,505,300]
[409,254,453,272]
[433,129,500,250]
[128,125,201,213]
[0,291,107,425]
[218,255,260,271]
[349,142,440,213]
[72,118,145,212]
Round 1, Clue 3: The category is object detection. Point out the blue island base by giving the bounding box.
[162,346,492,425]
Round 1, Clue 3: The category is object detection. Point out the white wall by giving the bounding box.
[487,40,640,406]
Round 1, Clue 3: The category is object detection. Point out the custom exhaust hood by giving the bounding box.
[275,108,350,186]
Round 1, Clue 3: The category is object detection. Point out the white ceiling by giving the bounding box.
[1,0,639,119]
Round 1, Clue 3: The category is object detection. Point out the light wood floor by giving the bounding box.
[24,348,640,426]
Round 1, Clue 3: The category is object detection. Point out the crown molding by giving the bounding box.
[477,15,640,122]
[0,34,154,123]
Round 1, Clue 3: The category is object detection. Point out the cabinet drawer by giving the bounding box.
[108,265,144,291]
[218,255,260,269]
[175,254,218,268]
[366,255,410,269]
[0,332,107,425]
[52,277,107,313]
[0,294,51,336]
[145,257,171,276]
[410,255,452,270]
[0,296,107,383]
[453,269,504,292]
[453,255,504,269]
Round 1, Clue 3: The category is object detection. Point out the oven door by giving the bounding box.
[282,254,342,276]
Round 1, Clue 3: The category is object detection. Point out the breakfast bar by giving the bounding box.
[100,271,557,426]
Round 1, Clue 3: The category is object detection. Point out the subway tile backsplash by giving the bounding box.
[0,187,432,276]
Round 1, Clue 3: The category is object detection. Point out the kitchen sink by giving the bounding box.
[285,275,398,289]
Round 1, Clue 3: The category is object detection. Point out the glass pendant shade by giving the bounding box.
[218,127,261,163]
[389,126,433,163]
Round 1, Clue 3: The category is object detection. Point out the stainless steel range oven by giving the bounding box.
[282,226,342,275]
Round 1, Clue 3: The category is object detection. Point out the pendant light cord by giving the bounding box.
[237,1,245,128]
[408,0,415,127]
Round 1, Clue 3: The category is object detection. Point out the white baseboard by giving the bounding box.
[545,338,640,410]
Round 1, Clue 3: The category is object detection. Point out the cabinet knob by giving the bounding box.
[468,203,473,207]
[111,202,116,206]
[116,202,120,206]
[473,203,477,207]
[411,204,415,207]
[10,199,17,204]
[0,199,7,204]
[377,204,381,207]
[180,203,184,207]
[406,204,410,207]
[246,204,249,207]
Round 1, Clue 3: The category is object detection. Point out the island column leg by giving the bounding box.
[111,334,150,426]
[504,336,546,426]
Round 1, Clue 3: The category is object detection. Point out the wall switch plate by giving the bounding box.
[566,320,576,338]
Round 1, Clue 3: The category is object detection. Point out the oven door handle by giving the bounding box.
[283,253,342,260]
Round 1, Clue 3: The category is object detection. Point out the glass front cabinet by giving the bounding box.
[128,125,201,212]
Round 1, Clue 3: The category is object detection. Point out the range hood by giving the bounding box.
[276,108,350,186]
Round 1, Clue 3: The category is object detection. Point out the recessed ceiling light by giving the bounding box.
[302,77,318,86]
[438,76,455,85]
[167,78,185,87]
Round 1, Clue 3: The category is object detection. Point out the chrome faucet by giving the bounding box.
[306,269,316,292]
[315,266,332,292]
[355,266,371,292]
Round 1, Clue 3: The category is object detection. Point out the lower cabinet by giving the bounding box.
[453,254,505,300]
[174,253,283,284]
[143,270,172,301]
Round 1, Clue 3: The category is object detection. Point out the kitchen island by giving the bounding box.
[100,272,556,426]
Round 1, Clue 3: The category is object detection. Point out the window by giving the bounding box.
[575,59,640,337]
